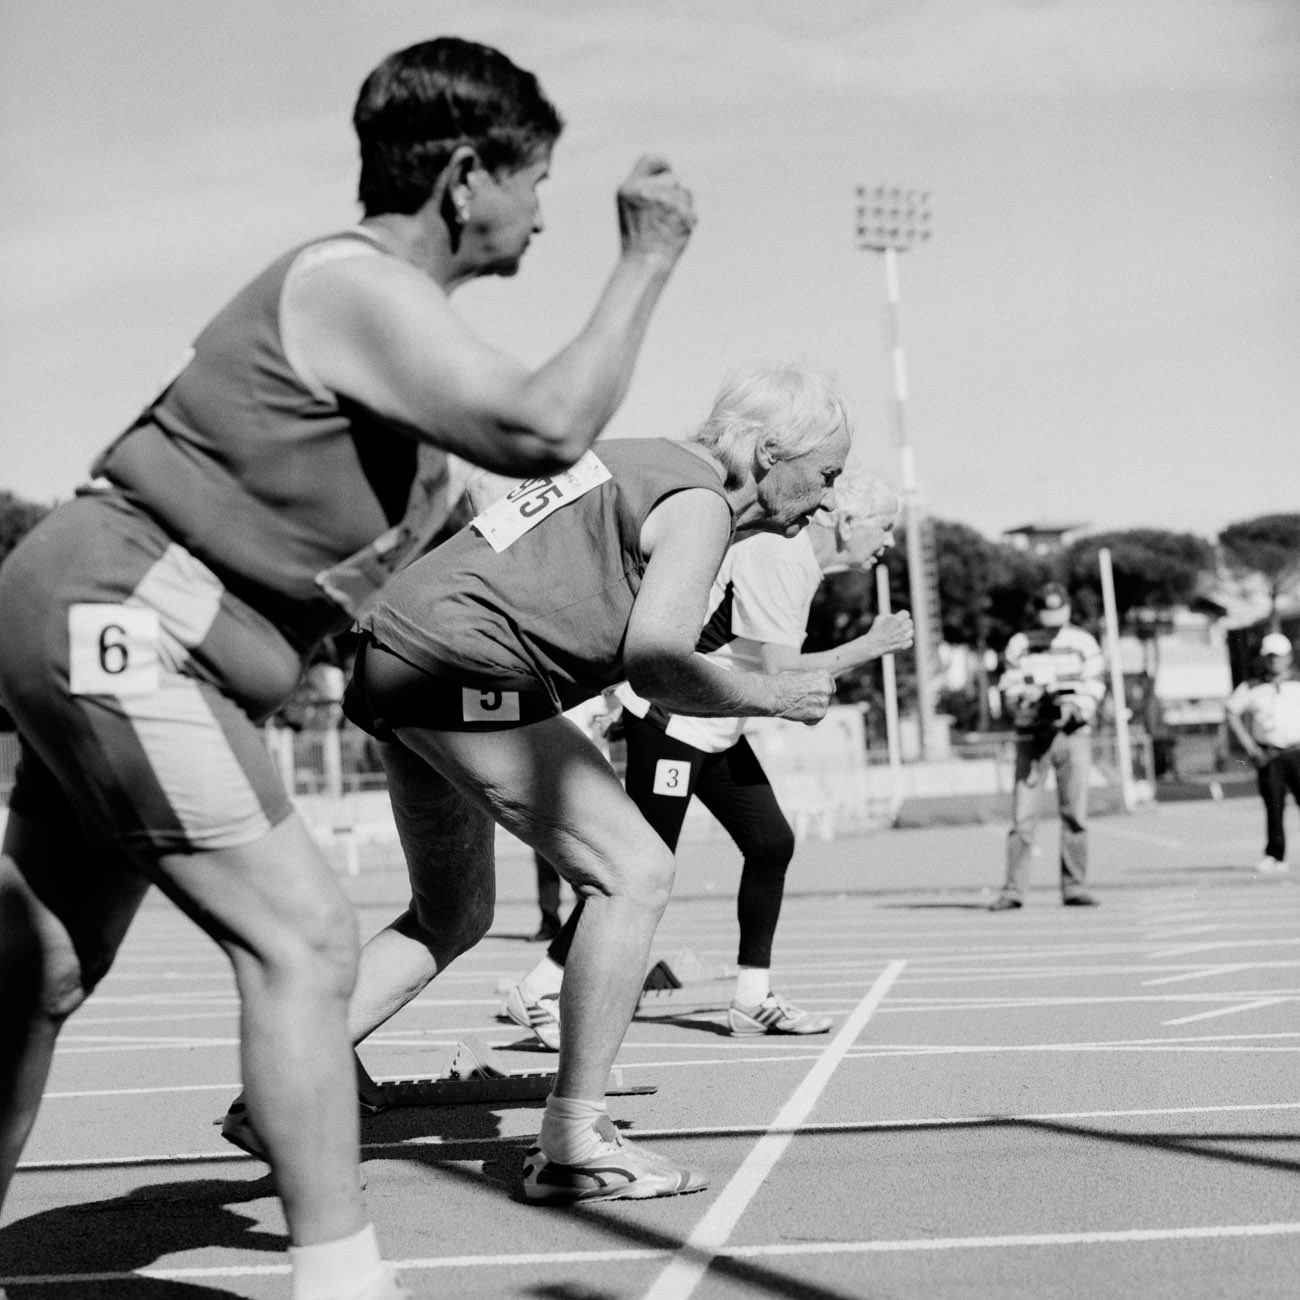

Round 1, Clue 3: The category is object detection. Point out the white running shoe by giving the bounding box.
[504,983,562,1051]
[728,992,832,1036]
[522,1115,708,1203]
[1256,856,1289,876]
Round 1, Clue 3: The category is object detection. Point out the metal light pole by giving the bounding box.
[855,184,939,758]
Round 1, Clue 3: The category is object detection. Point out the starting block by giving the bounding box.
[355,1037,656,1112]
[636,948,734,1017]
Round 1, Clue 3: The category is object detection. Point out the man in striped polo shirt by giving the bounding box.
[990,582,1107,910]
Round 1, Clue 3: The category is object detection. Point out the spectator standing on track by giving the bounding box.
[1224,631,1300,876]
[989,582,1106,911]
[262,360,855,1205]
[505,471,912,1051]
[0,36,694,1299]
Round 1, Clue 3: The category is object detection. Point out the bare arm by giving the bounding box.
[1224,708,1266,766]
[287,157,694,477]
[757,610,914,676]
[623,492,834,724]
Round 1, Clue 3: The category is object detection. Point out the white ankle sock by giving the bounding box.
[521,955,565,999]
[289,1223,383,1300]
[539,1094,610,1163]
[735,967,771,1007]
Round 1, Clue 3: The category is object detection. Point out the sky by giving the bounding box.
[2,0,1297,541]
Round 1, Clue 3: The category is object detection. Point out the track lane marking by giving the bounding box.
[6,1223,1299,1286]
[1163,998,1290,1026]
[640,959,906,1300]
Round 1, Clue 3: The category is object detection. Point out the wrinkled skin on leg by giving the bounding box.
[0,809,366,1246]
[350,716,676,1101]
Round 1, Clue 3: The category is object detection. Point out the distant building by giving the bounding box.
[1001,520,1091,556]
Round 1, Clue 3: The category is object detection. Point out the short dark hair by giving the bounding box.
[353,37,564,217]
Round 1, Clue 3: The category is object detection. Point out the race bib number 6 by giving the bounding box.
[68,604,161,698]
[471,451,611,553]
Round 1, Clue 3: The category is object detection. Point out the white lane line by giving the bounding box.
[1151,939,1300,959]
[724,1221,1300,1256]
[1163,998,1290,1026]
[43,1082,240,1099]
[7,1223,1298,1287]
[33,1039,1300,1102]
[640,959,906,1300]
[1144,964,1256,986]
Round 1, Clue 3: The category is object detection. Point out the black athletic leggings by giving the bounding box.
[546,709,796,969]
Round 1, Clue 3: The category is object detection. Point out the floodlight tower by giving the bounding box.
[855,184,941,759]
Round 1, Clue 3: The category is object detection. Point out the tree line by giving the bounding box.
[806,512,1300,731]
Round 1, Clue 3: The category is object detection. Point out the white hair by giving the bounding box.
[686,358,852,489]
[826,468,900,529]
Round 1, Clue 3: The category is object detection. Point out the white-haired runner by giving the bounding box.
[508,468,912,1051]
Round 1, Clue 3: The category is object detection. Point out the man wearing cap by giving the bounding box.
[990,583,1106,910]
[1225,632,1300,875]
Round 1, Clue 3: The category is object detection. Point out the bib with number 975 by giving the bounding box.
[471,451,611,553]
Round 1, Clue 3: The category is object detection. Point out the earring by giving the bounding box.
[453,197,469,226]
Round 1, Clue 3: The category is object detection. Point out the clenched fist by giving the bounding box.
[617,155,696,268]
[862,611,914,659]
[774,669,836,726]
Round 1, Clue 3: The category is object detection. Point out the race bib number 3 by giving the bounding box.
[471,451,612,553]
[652,759,691,797]
[68,604,161,698]
[462,688,521,723]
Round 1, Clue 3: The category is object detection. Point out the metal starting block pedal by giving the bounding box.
[356,1036,656,1112]
[636,948,734,1016]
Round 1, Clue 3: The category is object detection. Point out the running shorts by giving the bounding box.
[343,635,562,738]
[0,492,301,853]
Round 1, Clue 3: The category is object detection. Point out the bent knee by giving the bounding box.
[752,827,796,873]
[576,837,676,912]
[409,894,494,961]
[235,899,359,1000]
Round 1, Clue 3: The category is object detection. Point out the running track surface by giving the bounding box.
[2,798,1297,1299]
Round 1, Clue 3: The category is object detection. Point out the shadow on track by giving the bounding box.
[0,1175,280,1299]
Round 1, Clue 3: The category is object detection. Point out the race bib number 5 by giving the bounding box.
[462,688,521,723]
[471,451,611,553]
[68,604,161,697]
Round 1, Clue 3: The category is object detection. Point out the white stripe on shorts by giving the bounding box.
[129,543,224,667]
[120,674,276,851]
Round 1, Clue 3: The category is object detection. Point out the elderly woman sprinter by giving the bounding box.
[328,362,850,1204]
[507,473,911,1050]
[0,36,693,1298]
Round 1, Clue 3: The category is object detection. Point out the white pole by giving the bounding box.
[883,245,937,761]
[876,564,904,816]
[1098,547,1136,812]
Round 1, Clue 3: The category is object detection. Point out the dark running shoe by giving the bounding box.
[1063,891,1099,907]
